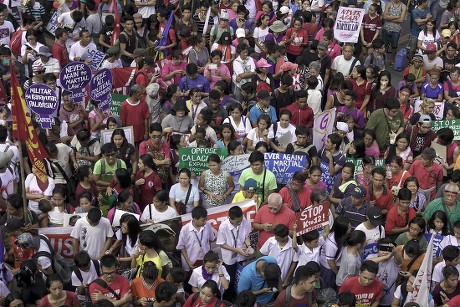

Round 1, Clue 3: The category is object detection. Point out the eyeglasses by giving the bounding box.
[102,270,117,276]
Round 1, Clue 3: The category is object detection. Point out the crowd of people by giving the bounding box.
[0,0,460,305]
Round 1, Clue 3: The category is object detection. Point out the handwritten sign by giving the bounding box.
[221,154,251,176]
[298,203,330,235]
[432,119,460,140]
[313,108,336,152]
[25,84,59,129]
[178,147,228,176]
[109,93,129,117]
[334,7,365,43]
[263,153,306,184]
[90,68,113,112]
[59,62,91,104]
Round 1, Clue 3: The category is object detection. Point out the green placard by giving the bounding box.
[346,158,385,178]
[179,147,228,176]
[110,93,129,117]
[432,119,460,140]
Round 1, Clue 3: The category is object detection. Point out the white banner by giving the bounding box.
[412,234,434,305]
[334,7,365,43]
[313,108,336,152]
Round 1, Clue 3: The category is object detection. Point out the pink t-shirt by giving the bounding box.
[204,63,231,89]
[161,60,187,86]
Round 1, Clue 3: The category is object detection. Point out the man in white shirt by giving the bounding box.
[69,30,97,62]
[34,46,60,77]
[0,11,14,45]
[58,10,86,50]
[331,44,361,78]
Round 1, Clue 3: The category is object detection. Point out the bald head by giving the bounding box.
[267,193,283,213]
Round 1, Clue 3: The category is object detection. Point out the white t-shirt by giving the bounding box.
[70,217,114,259]
[432,260,460,283]
[297,236,325,268]
[222,116,251,142]
[69,41,97,61]
[115,229,139,256]
[138,4,156,19]
[140,205,178,223]
[25,174,55,214]
[216,218,252,265]
[0,21,14,46]
[331,55,361,77]
[393,285,434,306]
[188,265,230,295]
[0,168,15,200]
[247,128,267,145]
[417,31,441,50]
[253,27,269,53]
[37,236,53,270]
[71,260,100,301]
[307,89,323,116]
[169,184,200,214]
[34,58,60,75]
[101,59,123,69]
[268,122,297,145]
[260,236,299,280]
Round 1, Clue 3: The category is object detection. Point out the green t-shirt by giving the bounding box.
[423,198,460,226]
[93,158,127,183]
[238,168,277,204]
[366,108,404,151]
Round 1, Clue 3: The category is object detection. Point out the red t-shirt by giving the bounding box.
[135,170,163,210]
[52,42,69,68]
[283,28,308,56]
[339,276,383,306]
[409,160,443,200]
[350,78,372,109]
[385,206,417,233]
[120,99,151,143]
[279,186,312,211]
[253,204,296,247]
[362,14,382,44]
[365,185,394,213]
[274,288,317,307]
[37,291,79,307]
[135,68,150,88]
[89,275,131,302]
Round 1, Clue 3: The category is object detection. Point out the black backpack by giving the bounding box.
[33,235,73,283]
[73,259,101,284]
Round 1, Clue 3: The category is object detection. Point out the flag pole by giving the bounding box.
[16,141,30,225]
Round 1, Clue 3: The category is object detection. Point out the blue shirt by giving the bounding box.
[179,75,211,93]
[249,105,278,124]
[421,82,443,99]
[237,256,278,304]
[411,7,430,36]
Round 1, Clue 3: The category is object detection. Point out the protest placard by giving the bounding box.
[432,119,460,140]
[109,93,128,117]
[414,99,444,120]
[101,126,134,144]
[24,84,59,129]
[297,203,330,235]
[424,233,444,258]
[46,12,58,36]
[334,7,365,43]
[178,147,228,175]
[313,108,336,152]
[59,62,92,104]
[90,68,113,112]
[112,210,140,227]
[221,154,251,176]
[263,153,307,184]
[88,49,107,71]
[346,158,385,177]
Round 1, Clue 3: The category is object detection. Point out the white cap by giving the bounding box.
[220,10,229,20]
[236,28,245,38]
[279,6,290,14]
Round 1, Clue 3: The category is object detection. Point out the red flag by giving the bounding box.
[111,0,120,46]
[10,64,49,183]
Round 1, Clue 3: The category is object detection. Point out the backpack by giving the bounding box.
[256,79,272,93]
[33,235,72,283]
[100,158,122,183]
[73,259,101,284]
[10,29,25,57]
[393,48,408,72]
[316,288,338,307]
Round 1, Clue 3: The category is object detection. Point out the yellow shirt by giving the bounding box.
[135,251,166,277]
[232,191,260,206]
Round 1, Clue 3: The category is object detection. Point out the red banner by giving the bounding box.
[297,203,330,235]
[10,64,48,182]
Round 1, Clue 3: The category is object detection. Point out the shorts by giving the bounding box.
[382,28,401,49]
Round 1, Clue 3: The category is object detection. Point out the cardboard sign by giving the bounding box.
[413,99,444,120]
[432,119,460,140]
[346,158,385,177]
[24,84,59,129]
[109,93,128,117]
[63,212,87,227]
[90,68,113,112]
[297,203,330,235]
[334,7,365,43]
[263,153,307,184]
[178,147,228,176]
[100,126,134,144]
[59,62,92,104]
[313,108,336,152]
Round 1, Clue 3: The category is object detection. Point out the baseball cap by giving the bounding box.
[220,10,229,20]
[244,178,257,191]
[236,28,246,38]
[336,121,348,132]
[279,6,290,14]
[351,186,367,199]
[280,61,298,72]
[256,58,271,68]
[133,48,147,58]
[418,114,432,123]
[425,43,437,53]
[367,207,383,227]
[442,29,452,38]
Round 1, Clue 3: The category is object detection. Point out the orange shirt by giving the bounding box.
[131,276,165,301]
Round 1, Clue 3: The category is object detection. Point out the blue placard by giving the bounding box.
[263,153,307,185]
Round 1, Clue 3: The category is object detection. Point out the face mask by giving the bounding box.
[2,59,9,66]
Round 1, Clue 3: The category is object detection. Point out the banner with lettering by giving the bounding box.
[313,108,336,152]
[88,49,107,71]
[178,147,228,176]
[24,84,59,129]
[432,119,460,140]
[334,7,365,43]
[297,203,330,235]
[424,233,444,258]
[39,199,257,260]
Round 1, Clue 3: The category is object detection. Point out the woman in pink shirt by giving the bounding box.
[161,50,187,87]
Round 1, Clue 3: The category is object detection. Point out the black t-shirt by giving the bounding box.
[99,25,114,52]
[119,31,137,61]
